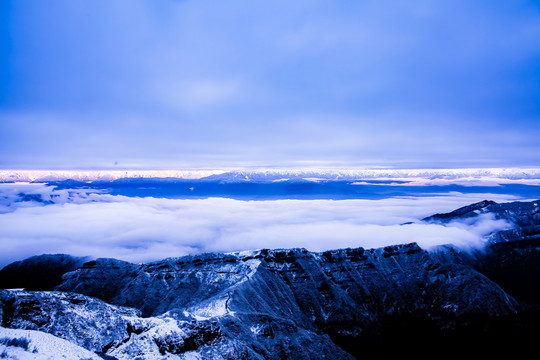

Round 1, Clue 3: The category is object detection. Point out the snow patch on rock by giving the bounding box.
[0,326,102,359]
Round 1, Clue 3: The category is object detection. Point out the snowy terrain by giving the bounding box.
[0,170,227,183]
[1,167,540,183]
[0,326,102,360]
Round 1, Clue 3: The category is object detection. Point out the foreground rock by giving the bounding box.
[0,254,90,291]
[51,243,520,359]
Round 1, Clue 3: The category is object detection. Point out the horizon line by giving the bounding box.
[2,166,540,172]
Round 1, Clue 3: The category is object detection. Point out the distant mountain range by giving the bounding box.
[4,168,540,202]
[1,199,540,359]
[2,167,540,183]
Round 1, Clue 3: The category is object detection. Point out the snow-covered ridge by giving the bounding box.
[1,167,540,183]
[0,169,228,182]
[215,167,540,180]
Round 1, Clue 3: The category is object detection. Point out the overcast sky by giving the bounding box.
[1,0,539,169]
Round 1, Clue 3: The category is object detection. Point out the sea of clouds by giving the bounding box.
[0,184,521,266]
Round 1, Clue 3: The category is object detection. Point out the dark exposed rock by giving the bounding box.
[0,289,139,353]
[0,254,90,291]
[423,199,540,306]
[51,241,520,359]
[423,199,497,222]
[473,238,540,306]
[423,199,540,237]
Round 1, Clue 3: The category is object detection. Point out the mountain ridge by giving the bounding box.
[2,167,540,183]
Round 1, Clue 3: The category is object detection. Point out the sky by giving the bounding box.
[1,0,540,169]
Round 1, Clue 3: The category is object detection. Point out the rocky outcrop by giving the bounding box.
[58,243,518,318]
[51,242,519,359]
[1,241,521,359]
[0,288,351,360]
[423,199,540,243]
[0,254,90,291]
[423,199,540,306]
[0,290,140,353]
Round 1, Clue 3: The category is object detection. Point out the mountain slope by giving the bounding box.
[423,199,540,306]
[52,243,519,359]
[0,326,103,360]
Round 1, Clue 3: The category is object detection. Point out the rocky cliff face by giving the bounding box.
[423,198,540,243]
[58,243,517,317]
[424,199,540,307]
[2,199,540,359]
[0,290,140,354]
[48,242,520,359]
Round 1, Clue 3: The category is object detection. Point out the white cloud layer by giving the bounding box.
[0,185,519,266]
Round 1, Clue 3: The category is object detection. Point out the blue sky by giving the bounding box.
[1,0,540,169]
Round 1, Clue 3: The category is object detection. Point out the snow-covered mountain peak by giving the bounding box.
[2,167,540,183]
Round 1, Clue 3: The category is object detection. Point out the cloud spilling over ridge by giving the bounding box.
[0,185,518,266]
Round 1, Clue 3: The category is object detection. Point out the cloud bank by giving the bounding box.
[0,185,518,266]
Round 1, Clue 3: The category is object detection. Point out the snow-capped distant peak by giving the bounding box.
[0,169,228,183]
[1,167,540,184]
